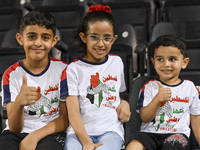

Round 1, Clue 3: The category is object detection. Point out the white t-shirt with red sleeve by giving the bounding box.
[60,54,126,140]
[2,57,68,133]
[137,79,200,137]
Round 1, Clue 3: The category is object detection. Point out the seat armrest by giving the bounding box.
[2,110,7,119]
[134,42,147,54]
[54,40,68,53]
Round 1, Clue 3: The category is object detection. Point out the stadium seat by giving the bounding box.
[0,7,23,46]
[156,0,200,22]
[97,0,153,43]
[0,0,21,8]
[150,22,200,41]
[42,0,87,6]
[114,24,137,76]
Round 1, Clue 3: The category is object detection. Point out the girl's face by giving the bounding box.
[79,21,118,63]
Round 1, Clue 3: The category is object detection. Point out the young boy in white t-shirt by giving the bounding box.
[126,35,200,150]
[0,10,68,150]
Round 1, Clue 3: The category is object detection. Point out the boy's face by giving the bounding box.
[16,25,58,62]
[151,46,189,83]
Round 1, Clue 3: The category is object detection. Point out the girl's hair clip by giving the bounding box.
[89,4,111,13]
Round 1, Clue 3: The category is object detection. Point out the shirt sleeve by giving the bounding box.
[190,83,200,115]
[2,71,19,107]
[60,66,68,99]
[119,59,126,93]
[66,65,79,96]
[137,80,156,110]
[60,64,79,99]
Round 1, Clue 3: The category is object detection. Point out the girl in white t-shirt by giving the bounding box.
[60,4,130,150]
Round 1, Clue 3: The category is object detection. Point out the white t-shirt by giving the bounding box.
[137,79,200,137]
[2,57,68,133]
[60,54,126,140]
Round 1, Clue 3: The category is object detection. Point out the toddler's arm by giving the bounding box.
[140,81,171,123]
[190,114,200,146]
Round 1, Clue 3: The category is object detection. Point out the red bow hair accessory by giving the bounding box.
[89,4,111,13]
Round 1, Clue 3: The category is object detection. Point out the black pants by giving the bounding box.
[0,130,66,150]
[128,132,190,150]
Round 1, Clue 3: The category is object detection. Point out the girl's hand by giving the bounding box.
[116,99,131,122]
[83,142,103,150]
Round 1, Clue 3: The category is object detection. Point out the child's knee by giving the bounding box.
[126,139,145,150]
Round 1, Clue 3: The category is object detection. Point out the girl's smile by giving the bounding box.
[80,21,118,63]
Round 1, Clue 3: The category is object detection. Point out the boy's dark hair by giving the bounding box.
[74,11,116,55]
[153,34,187,58]
[19,10,56,36]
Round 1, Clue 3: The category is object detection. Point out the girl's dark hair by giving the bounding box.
[19,10,56,36]
[153,34,187,58]
[74,11,116,55]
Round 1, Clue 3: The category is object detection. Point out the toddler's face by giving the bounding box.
[151,46,189,83]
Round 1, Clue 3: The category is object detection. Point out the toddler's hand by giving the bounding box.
[156,81,171,103]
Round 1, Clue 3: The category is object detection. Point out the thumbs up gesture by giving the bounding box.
[16,75,38,106]
[156,81,171,103]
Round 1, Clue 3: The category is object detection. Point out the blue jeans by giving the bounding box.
[64,131,124,150]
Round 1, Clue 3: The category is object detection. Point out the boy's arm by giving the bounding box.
[116,98,130,122]
[7,75,38,132]
[19,101,68,150]
[190,114,200,146]
[140,81,171,123]
[66,95,102,150]
[7,102,24,132]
